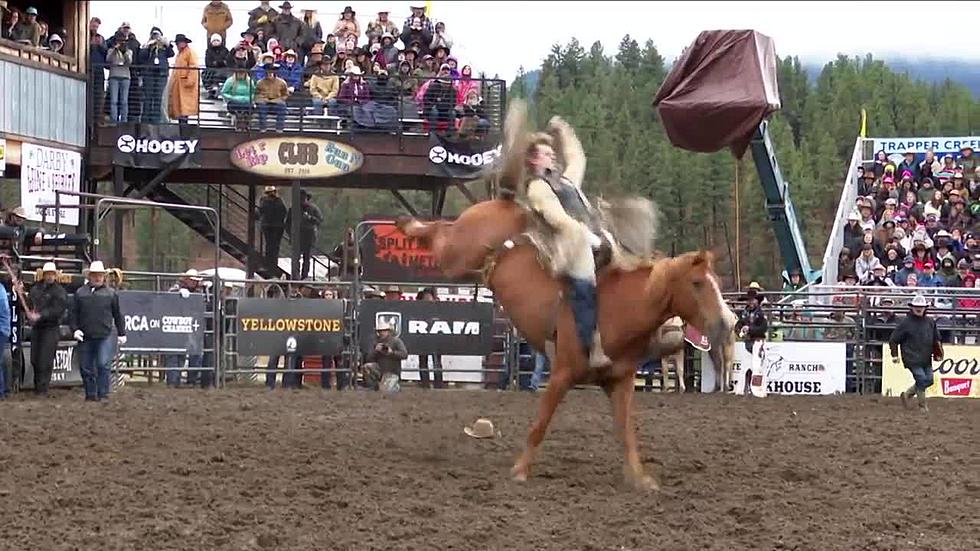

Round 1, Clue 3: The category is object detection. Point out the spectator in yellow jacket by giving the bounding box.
[308,59,339,115]
[201,0,233,44]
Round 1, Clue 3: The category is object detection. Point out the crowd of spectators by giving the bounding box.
[837,145,980,294]
[88,1,491,134]
[0,4,66,53]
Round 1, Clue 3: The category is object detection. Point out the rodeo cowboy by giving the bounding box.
[888,293,943,412]
[503,113,611,368]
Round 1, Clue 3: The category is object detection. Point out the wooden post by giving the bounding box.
[290,180,301,280]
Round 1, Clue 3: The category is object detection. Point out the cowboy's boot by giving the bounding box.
[915,388,929,412]
[568,278,602,367]
[901,384,916,409]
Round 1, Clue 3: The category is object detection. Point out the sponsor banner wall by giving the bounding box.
[399,355,484,384]
[882,345,980,398]
[701,341,847,395]
[20,143,82,226]
[21,340,82,389]
[426,134,501,178]
[112,124,202,169]
[117,291,206,353]
[358,299,494,356]
[358,218,454,283]
[237,298,346,356]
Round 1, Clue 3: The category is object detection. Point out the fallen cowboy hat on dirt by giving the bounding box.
[463,418,497,439]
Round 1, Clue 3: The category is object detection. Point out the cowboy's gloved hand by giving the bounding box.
[118,335,128,346]
[587,232,602,250]
[73,330,84,342]
[179,288,191,298]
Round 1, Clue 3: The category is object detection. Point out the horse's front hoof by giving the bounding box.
[511,462,530,482]
[625,471,660,491]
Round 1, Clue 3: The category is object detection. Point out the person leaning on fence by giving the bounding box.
[71,261,126,402]
[888,293,943,412]
[363,319,407,392]
[164,269,205,388]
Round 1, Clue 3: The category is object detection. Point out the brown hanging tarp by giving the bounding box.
[653,30,781,157]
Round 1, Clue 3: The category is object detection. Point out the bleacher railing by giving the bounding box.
[820,137,871,286]
[88,63,506,136]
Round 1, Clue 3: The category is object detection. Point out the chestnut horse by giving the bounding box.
[400,199,733,490]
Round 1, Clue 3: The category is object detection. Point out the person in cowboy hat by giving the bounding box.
[167,33,200,124]
[258,185,287,271]
[247,0,278,38]
[362,318,408,392]
[162,269,205,387]
[6,206,43,247]
[333,5,360,46]
[71,261,126,402]
[400,4,433,49]
[273,1,305,52]
[366,7,398,44]
[888,293,943,412]
[25,261,67,396]
[734,283,769,397]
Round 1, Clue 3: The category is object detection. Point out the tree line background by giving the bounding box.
[57,35,980,288]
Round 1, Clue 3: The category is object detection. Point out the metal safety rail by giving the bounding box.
[88,64,506,137]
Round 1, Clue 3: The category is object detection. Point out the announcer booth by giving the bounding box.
[351,217,509,387]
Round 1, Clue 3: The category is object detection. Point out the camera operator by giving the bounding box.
[363,319,407,392]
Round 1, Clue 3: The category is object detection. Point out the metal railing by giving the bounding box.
[89,64,506,137]
[820,137,869,285]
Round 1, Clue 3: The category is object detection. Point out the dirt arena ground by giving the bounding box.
[0,386,976,551]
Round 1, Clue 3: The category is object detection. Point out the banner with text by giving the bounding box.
[358,218,454,283]
[882,345,980,398]
[237,298,346,356]
[112,124,202,169]
[358,299,494,356]
[701,341,847,395]
[21,340,82,389]
[426,134,501,178]
[872,136,980,167]
[117,291,207,353]
[20,143,81,226]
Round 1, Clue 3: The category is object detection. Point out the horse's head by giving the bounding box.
[652,250,733,359]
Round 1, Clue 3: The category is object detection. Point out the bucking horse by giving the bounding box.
[398,196,734,490]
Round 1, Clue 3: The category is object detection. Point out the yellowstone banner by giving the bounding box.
[358,218,454,284]
[882,345,980,398]
[237,298,346,356]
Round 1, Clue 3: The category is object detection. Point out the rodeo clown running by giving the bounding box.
[888,293,943,412]
[509,115,611,368]
[733,284,769,397]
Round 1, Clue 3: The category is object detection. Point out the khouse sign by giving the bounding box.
[230,137,364,179]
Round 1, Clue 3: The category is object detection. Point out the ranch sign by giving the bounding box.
[230,137,363,179]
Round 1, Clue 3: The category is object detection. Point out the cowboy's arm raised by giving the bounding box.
[549,116,586,189]
[526,178,582,234]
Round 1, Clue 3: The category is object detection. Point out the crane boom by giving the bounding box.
[748,120,820,283]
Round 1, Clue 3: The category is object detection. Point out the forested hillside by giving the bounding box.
[509,37,980,287]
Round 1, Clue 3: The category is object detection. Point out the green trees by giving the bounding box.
[518,41,980,288]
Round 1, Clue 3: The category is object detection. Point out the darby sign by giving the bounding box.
[230,137,364,179]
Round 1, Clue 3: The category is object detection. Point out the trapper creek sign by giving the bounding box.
[230,137,363,179]
[236,298,346,355]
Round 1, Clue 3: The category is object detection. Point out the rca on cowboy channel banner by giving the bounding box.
[112,124,202,169]
[882,345,980,398]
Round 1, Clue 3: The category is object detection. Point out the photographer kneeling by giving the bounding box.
[363,319,407,392]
